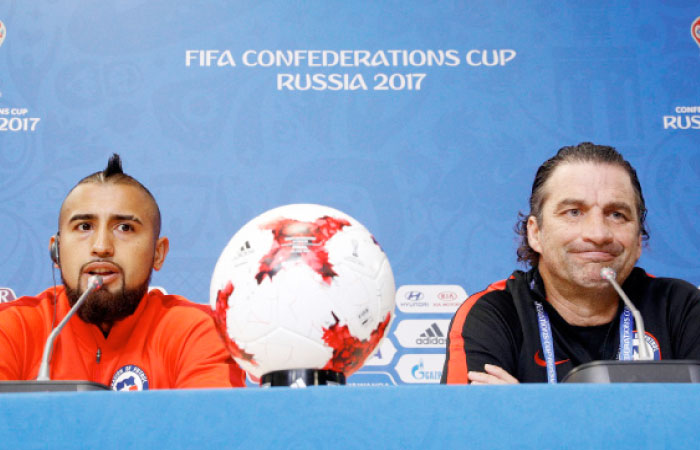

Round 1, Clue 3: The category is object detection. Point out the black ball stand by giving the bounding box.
[260,369,346,387]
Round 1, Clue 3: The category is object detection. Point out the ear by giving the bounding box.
[527,216,543,254]
[153,237,169,271]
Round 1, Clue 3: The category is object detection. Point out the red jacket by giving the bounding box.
[0,286,245,390]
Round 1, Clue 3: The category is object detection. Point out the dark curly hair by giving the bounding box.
[515,142,649,267]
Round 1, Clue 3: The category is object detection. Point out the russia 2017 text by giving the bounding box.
[277,73,427,91]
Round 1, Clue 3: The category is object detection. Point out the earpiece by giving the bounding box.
[50,234,60,266]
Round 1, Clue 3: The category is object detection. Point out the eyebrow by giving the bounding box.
[68,213,143,224]
[554,199,634,213]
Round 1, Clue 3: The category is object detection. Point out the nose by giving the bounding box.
[581,210,613,245]
[91,225,114,258]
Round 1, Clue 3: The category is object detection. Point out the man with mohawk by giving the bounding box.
[0,154,245,390]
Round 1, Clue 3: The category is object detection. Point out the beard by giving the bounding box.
[63,263,150,327]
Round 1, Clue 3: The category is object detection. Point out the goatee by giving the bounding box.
[64,276,149,328]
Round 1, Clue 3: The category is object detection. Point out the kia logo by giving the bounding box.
[437,291,458,301]
[404,290,424,301]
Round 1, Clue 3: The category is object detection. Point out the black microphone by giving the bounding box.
[600,267,652,361]
[36,275,104,381]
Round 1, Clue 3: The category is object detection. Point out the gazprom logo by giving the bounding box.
[395,354,445,384]
[404,290,424,301]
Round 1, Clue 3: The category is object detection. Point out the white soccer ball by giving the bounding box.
[210,204,395,380]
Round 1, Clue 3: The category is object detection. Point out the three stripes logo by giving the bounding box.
[416,322,446,346]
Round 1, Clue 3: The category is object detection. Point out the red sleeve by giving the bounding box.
[0,294,52,381]
[165,304,246,389]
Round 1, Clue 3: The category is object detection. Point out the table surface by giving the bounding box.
[0,383,698,449]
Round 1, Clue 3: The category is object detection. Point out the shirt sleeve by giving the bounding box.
[167,310,246,389]
[669,282,700,360]
[0,304,34,381]
[442,289,520,384]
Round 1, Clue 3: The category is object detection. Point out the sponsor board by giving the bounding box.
[347,371,397,386]
[395,285,466,313]
[363,337,397,366]
[394,320,450,349]
[0,287,16,303]
[395,354,445,384]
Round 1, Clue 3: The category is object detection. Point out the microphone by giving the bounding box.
[600,268,653,361]
[36,275,104,381]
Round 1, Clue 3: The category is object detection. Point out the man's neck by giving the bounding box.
[540,278,619,327]
[99,322,113,338]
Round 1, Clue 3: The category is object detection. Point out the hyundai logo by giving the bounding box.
[404,290,424,301]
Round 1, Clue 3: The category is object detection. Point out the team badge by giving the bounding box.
[633,332,661,360]
[111,365,149,391]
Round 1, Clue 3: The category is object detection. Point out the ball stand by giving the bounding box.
[260,369,346,387]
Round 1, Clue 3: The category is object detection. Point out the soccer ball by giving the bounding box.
[210,204,395,380]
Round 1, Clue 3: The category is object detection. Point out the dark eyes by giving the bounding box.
[75,223,134,232]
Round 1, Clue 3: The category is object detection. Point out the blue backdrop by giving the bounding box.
[1,1,699,385]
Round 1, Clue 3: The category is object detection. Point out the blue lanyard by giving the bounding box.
[534,301,634,384]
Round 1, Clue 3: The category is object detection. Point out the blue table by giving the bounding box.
[0,384,698,449]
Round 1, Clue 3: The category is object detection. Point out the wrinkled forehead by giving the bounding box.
[58,182,159,231]
[540,161,637,207]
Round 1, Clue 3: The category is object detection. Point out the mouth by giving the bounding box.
[572,251,617,262]
[82,262,122,285]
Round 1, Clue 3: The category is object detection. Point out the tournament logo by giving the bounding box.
[111,365,149,391]
[0,20,6,48]
[692,16,700,49]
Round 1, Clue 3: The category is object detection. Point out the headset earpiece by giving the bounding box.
[50,234,60,266]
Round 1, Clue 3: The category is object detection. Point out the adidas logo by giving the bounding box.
[235,241,254,258]
[415,322,446,345]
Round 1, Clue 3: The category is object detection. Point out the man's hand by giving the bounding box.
[468,364,519,385]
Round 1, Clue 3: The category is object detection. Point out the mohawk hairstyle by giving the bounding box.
[61,153,162,237]
[103,153,124,178]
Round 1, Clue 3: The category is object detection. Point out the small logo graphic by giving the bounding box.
[256,216,350,285]
[0,20,6,48]
[396,285,467,313]
[533,350,570,367]
[692,16,700,49]
[0,287,16,303]
[395,354,445,384]
[363,338,397,366]
[237,240,254,257]
[404,290,425,301]
[111,365,149,391]
[394,319,450,348]
[437,291,458,301]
